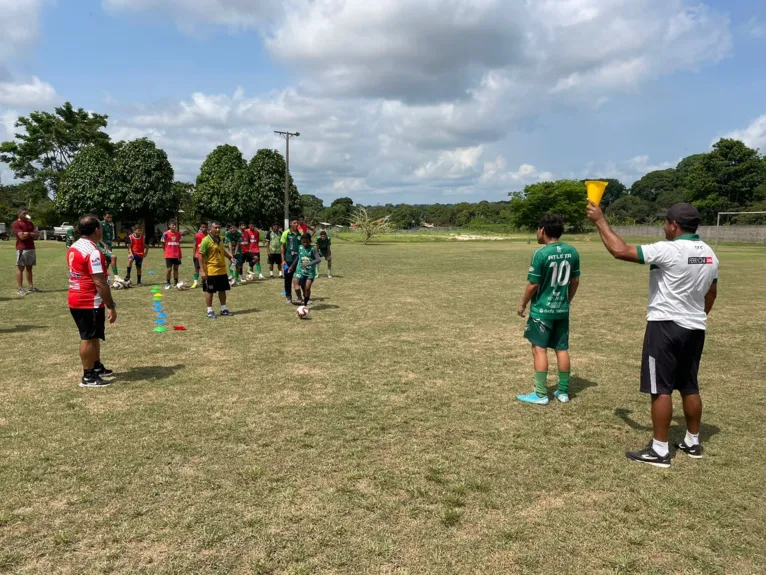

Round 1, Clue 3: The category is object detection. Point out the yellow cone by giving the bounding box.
[585,181,608,206]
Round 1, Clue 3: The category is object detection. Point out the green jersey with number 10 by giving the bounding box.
[527,242,580,319]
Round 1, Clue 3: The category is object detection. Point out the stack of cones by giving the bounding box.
[152,286,166,333]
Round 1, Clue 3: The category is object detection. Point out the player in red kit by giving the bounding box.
[125,224,147,286]
[239,222,252,282]
[192,222,207,289]
[161,221,183,290]
[68,215,117,387]
[248,223,265,280]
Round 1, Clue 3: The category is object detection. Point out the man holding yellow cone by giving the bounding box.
[586,195,719,469]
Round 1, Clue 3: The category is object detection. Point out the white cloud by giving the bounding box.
[0,0,49,61]
[744,17,766,39]
[577,155,677,186]
[480,155,553,187]
[0,76,58,107]
[721,115,766,152]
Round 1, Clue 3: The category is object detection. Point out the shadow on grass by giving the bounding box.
[233,308,259,316]
[117,364,185,383]
[0,324,48,333]
[569,376,598,399]
[614,408,721,442]
[310,304,340,312]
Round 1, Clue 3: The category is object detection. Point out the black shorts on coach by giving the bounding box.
[202,274,230,294]
[640,321,705,396]
[70,308,106,341]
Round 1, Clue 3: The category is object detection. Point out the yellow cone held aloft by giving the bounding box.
[585,181,608,206]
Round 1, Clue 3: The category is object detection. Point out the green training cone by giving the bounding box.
[153,326,167,333]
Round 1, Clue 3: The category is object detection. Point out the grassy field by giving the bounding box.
[1,238,765,574]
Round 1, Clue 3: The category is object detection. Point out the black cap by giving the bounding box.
[666,203,700,227]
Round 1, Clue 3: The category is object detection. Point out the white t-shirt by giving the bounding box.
[638,234,719,331]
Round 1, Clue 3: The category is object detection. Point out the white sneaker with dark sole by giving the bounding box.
[80,376,112,388]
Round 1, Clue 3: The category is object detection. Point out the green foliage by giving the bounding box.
[300,194,324,224]
[115,138,176,221]
[249,148,300,228]
[194,145,253,224]
[57,147,119,218]
[630,169,677,202]
[390,204,422,229]
[508,180,588,231]
[324,197,355,226]
[0,180,59,226]
[655,189,687,209]
[687,139,766,206]
[0,102,112,195]
[606,195,656,223]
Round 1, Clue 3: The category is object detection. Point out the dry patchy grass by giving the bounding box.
[0,239,764,574]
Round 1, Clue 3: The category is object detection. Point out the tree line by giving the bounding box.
[3,103,765,232]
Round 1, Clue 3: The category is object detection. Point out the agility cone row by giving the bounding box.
[151,287,167,332]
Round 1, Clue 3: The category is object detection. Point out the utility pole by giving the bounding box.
[274,130,300,229]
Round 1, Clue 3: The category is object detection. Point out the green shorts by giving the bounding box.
[98,247,112,266]
[525,317,569,351]
[234,253,244,266]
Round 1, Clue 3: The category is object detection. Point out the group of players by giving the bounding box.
[68,214,335,319]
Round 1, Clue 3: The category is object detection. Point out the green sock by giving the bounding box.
[235,270,240,281]
[534,371,548,397]
[112,266,118,275]
[558,371,570,394]
[255,263,262,274]
[194,273,199,281]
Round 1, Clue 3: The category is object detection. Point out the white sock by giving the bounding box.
[207,306,213,313]
[221,304,228,312]
[652,439,669,457]
[685,431,699,446]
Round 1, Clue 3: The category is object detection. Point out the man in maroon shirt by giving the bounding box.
[12,208,40,296]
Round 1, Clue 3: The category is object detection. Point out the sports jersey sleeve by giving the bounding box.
[571,251,581,278]
[199,236,211,256]
[89,248,105,275]
[637,241,676,267]
[280,230,289,244]
[527,250,545,283]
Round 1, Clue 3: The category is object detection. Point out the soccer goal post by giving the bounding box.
[715,211,766,250]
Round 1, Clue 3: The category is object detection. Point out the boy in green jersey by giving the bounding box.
[225,224,243,285]
[294,233,321,306]
[517,214,581,405]
[315,230,333,278]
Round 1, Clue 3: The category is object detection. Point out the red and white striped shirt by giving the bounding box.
[67,238,106,309]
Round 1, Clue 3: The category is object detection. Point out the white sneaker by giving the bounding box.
[258,274,265,280]
[165,283,171,290]
[279,272,283,278]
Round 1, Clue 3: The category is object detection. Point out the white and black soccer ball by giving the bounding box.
[246,273,255,281]
[296,305,310,319]
[176,280,189,291]
[111,276,127,290]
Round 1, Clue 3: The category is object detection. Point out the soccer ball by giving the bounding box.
[246,273,255,281]
[111,276,127,290]
[176,281,189,291]
[296,306,310,319]
[124,279,132,288]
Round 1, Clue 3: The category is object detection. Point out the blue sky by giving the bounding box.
[1,0,765,205]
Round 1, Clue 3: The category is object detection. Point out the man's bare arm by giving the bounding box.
[518,282,539,317]
[705,283,717,315]
[568,277,580,303]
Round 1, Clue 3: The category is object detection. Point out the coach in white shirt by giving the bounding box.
[587,202,719,469]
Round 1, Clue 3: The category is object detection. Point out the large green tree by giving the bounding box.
[324,197,355,226]
[0,102,112,195]
[56,147,119,218]
[606,195,656,223]
[115,138,176,235]
[194,145,254,224]
[630,169,678,202]
[249,148,300,228]
[390,204,423,229]
[509,180,588,231]
[300,194,325,224]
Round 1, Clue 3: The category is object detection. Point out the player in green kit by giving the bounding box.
[294,233,321,306]
[225,224,243,285]
[516,214,580,405]
[316,230,333,278]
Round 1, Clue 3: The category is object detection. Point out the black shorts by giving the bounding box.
[268,253,282,265]
[203,274,230,294]
[70,308,106,341]
[640,321,705,396]
[242,252,255,265]
[130,255,143,268]
[165,258,182,268]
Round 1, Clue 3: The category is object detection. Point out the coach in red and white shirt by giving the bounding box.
[68,214,117,388]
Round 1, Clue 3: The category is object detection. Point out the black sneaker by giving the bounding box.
[80,374,113,388]
[220,309,233,316]
[626,443,671,468]
[94,363,114,378]
[676,441,703,459]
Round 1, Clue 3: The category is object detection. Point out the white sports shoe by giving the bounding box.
[258,274,265,280]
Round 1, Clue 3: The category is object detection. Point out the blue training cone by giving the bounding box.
[157,313,168,319]
[155,319,166,325]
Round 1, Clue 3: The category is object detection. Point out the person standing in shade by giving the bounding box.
[266,223,283,278]
[516,214,580,405]
[13,208,40,296]
[67,215,117,387]
[587,202,719,468]
[161,221,183,290]
[101,213,115,251]
[281,217,302,304]
[199,221,233,319]
[191,222,208,289]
